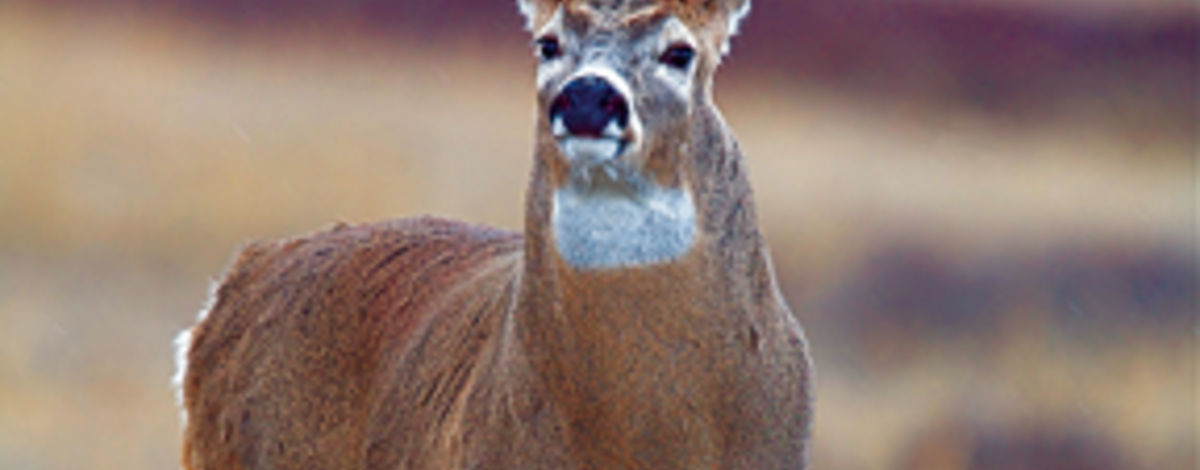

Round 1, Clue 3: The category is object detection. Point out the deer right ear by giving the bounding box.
[726,0,751,38]
[715,0,751,56]
[517,0,547,31]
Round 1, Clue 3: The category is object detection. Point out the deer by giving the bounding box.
[173,0,813,468]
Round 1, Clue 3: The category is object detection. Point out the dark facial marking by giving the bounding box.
[536,36,563,61]
[659,43,696,69]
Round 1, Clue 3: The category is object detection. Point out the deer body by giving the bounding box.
[177,1,812,468]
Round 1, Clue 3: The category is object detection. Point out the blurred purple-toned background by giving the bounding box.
[0,1,1193,469]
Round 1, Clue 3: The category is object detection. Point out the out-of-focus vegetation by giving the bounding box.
[0,1,1192,469]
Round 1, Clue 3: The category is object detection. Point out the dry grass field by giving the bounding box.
[0,2,1193,469]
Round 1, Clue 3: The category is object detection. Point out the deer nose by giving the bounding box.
[550,76,629,139]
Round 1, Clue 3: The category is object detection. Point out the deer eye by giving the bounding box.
[536,36,562,61]
[659,43,695,70]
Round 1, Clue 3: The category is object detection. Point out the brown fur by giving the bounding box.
[523,0,738,26]
[522,0,745,52]
[180,1,811,468]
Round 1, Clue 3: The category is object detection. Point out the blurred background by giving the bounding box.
[0,0,1193,468]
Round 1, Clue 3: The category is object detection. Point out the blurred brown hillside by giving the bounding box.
[32,0,1198,134]
[0,1,1194,470]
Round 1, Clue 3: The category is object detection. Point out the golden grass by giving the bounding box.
[0,5,1191,470]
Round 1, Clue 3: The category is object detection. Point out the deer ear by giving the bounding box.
[717,0,750,56]
[726,0,751,37]
[517,0,543,31]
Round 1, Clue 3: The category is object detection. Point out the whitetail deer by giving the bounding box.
[174,0,813,468]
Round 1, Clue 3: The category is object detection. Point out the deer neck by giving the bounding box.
[513,110,776,465]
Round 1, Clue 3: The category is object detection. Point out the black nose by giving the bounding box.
[549,76,629,138]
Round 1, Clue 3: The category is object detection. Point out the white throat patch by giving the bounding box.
[552,179,697,270]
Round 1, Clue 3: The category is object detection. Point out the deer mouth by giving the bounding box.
[552,117,630,168]
[558,136,627,166]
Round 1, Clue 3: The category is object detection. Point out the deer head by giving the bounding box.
[517,0,753,270]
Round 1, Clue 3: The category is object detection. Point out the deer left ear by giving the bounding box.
[517,0,558,31]
[717,0,750,55]
[517,0,539,31]
[518,0,537,30]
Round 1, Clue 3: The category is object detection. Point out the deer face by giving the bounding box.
[520,0,749,192]
[519,0,751,270]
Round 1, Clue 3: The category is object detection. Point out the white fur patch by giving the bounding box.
[172,280,220,429]
[517,0,538,31]
[552,181,697,270]
[172,327,193,426]
[560,136,623,168]
[728,1,752,37]
[722,1,752,55]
